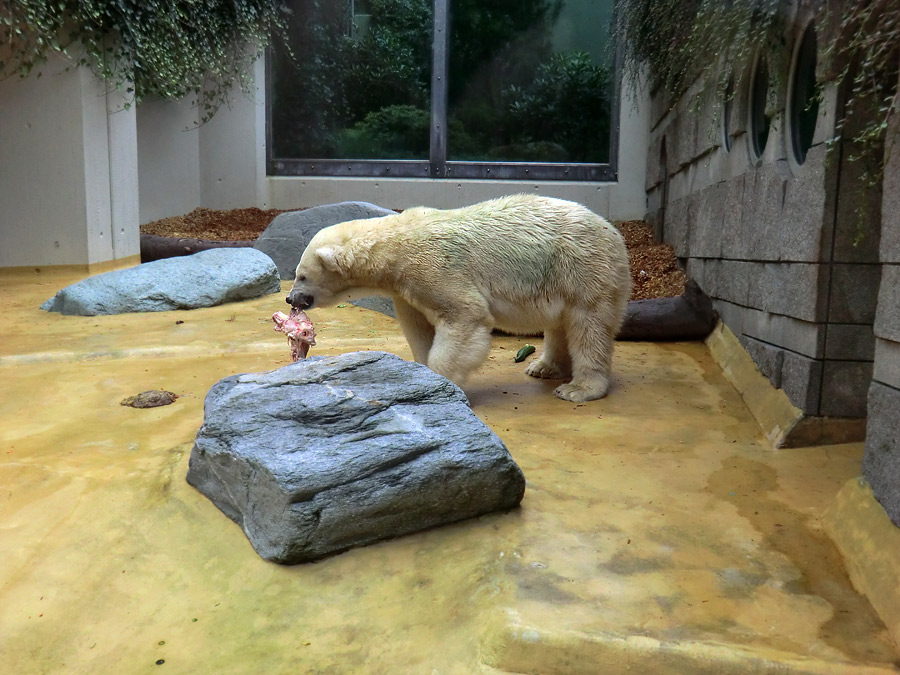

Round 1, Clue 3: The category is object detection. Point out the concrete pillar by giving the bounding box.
[0,53,140,269]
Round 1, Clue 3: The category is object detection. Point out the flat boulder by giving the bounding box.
[187,351,525,564]
[254,201,395,280]
[41,248,280,316]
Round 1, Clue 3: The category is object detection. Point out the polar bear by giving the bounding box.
[286,194,630,402]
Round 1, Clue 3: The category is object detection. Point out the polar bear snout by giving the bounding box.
[285,292,314,310]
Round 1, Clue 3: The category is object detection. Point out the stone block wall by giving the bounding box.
[644,4,881,426]
[862,92,900,525]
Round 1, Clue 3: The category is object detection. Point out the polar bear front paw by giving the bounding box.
[525,359,569,380]
[554,380,608,402]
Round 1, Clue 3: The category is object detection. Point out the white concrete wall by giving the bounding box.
[0,53,139,268]
[199,59,268,210]
[136,98,201,224]
[266,70,650,221]
[137,58,268,224]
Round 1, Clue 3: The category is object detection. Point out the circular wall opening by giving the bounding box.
[750,55,771,161]
[789,23,818,165]
[722,76,735,152]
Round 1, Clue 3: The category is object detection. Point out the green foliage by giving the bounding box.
[616,0,787,100]
[505,52,611,162]
[270,0,612,163]
[0,0,289,121]
[336,104,430,159]
[828,0,900,160]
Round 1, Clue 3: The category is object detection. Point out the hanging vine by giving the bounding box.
[615,0,899,153]
[0,0,290,121]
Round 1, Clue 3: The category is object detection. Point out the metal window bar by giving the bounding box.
[266,0,620,182]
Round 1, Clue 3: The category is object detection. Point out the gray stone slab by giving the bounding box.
[741,307,825,359]
[714,260,753,307]
[674,102,700,169]
[688,183,726,259]
[646,133,664,192]
[719,176,745,259]
[820,360,873,418]
[874,338,900,390]
[738,165,775,260]
[825,324,876,361]
[663,197,691,258]
[746,262,828,322]
[881,117,900,263]
[862,381,900,526]
[186,351,526,564]
[780,350,823,415]
[828,263,881,324]
[780,144,833,262]
[350,295,396,318]
[254,202,395,280]
[712,299,745,337]
[40,248,280,316]
[739,336,784,389]
[874,264,900,342]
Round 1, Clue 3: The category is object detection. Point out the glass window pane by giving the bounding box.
[446,0,615,164]
[270,0,433,160]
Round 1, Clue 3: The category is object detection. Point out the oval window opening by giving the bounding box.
[750,56,770,160]
[722,76,734,152]
[790,24,818,165]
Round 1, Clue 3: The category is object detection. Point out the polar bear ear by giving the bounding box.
[315,245,352,274]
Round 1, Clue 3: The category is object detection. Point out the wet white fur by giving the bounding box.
[289,194,631,401]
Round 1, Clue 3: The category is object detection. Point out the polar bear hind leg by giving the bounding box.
[524,326,572,379]
[553,307,617,402]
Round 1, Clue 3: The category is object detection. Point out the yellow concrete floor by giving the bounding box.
[1,269,897,674]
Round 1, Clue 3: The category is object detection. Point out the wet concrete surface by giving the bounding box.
[1,270,897,673]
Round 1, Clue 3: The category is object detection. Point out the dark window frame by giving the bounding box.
[266,0,621,182]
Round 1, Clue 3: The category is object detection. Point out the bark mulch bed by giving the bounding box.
[141,209,687,301]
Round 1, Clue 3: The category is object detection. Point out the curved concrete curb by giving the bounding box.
[481,620,898,675]
[140,234,254,263]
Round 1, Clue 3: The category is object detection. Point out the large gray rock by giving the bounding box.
[41,248,280,316]
[254,202,396,279]
[186,351,525,564]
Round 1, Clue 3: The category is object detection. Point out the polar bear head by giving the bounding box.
[285,226,363,310]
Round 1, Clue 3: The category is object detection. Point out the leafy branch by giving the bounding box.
[0,0,290,121]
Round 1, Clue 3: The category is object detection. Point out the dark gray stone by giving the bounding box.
[254,202,395,280]
[186,351,526,564]
[780,350,824,415]
[874,265,900,342]
[714,259,753,306]
[350,295,396,318]
[719,175,745,259]
[862,381,900,526]
[881,117,900,263]
[739,336,785,389]
[663,197,691,258]
[820,360,873,418]
[780,144,833,263]
[825,324,876,361]
[688,183,726,259]
[874,338,900,390]
[747,262,828,322]
[741,308,824,359]
[828,263,881,324]
[40,248,279,316]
